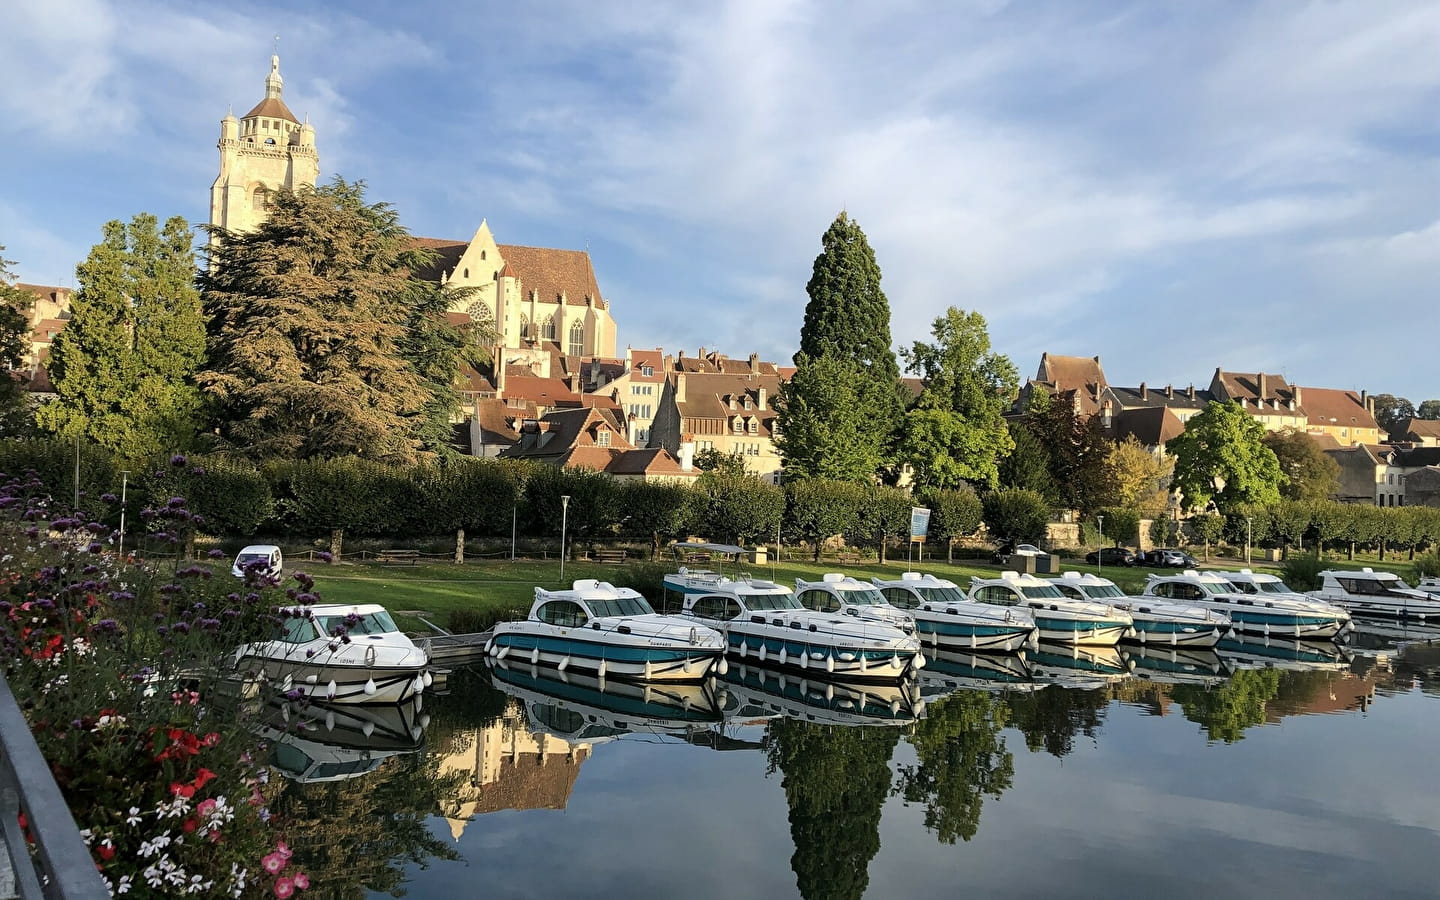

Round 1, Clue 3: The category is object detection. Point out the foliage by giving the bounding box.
[142,453,274,537]
[1172,669,1282,743]
[1149,515,1180,547]
[0,435,118,522]
[847,484,913,563]
[412,457,524,538]
[610,561,677,608]
[1021,399,1113,514]
[200,179,453,463]
[1187,513,1224,554]
[696,470,784,546]
[0,244,35,436]
[615,480,697,554]
[997,423,1054,500]
[1169,401,1283,512]
[693,448,749,476]
[1097,507,1141,547]
[896,691,1013,844]
[1417,400,1440,420]
[281,457,414,557]
[400,279,493,456]
[1279,550,1330,592]
[1415,552,1440,580]
[764,719,900,900]
[521,465,618,545]
[775,353,884,482]
[1005,687,1108,757]
[37,214,204,459]
[1370,393,1414,434]
[981,489,1050,546]
[918,487,984,551]
[1104,436,1172,511]
[785,478,865,561]
[1262,428,1340,502]
[1265,499,1314,557]
[899,307,1016,490]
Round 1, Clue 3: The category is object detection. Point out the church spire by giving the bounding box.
[265,54,284,99]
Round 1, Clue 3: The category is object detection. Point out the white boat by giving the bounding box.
[794,573,918,633]
[486,580,726,682]
[1126,646,1230,686]
[1144,570,1350,640]
[916,649,1039,697]
[968,572,1134,646]
[1216,632,1353,671]
[1419,576,1440,597]
[664,573,925,682]
[1309,568,1440,621]
[1025,642,1132,689]
[717,663,923,726]
[229,603,431,704]
[1049,571,1230,647]
[871,572,1038,652]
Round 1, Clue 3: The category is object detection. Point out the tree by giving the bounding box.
[1262,428,1340,502]
[696,470,783,546]
[774,353,884,482]
[1370,393,1414,434]
[796,212,904,470]
[400,278,493,456]
[997,423,1055,500]
[896,691,1013,844]
[919,487,984,563]
[1169,401,1283,513]
[847,484,912,563]
[0,245,35,436]
[1104,436,1173,512]
[981,489,1049,547]
[693,447,748,476]
[1188,513,1224,561]
[785,479,865,561]
[1022,398,1112,514]
[1265,500,1313,559]
[899,308,1016,489]
[1097,507,1141,548]
[616,480,697,556]
[200,179,467,462]
[1416,400,1440,420]
[37,215,204,458]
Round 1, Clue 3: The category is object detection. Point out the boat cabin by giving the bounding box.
[795,573,892,614]
[1224,569,1302,596]
[969,571,1069,606]
[1315,569,1420,600]
[1144,571,1241,601]
[1051,572,1128,602]
[531,581,656,627]
[681,580,802,622]
[871,572,967,609]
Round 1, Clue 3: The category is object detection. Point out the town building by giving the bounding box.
[647,349,785,483]
[1392,418,1440,447]
[500,407,697,482]
[13,283,71,393]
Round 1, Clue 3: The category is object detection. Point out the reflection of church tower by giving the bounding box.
[209,55,319,235]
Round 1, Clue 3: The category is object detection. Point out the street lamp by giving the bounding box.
[1096,514,1105,572]
[117,471,130,557]
[1245,516,1253,565]
[559,495,572,583]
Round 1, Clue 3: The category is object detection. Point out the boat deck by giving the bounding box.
[416,630,493,667]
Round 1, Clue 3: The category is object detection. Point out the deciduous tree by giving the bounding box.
[1370,393,1415,434]
[919,487,984,563]
[696,469,783,546]
[1262,428,1340,502]
[1104,436,1173,512]
[1416,400,1440,420]
[784,479,864,561]
[775,353,883,482]
[981,489,1049,547]
[1169,401,1283,513]
[0,245,35,436]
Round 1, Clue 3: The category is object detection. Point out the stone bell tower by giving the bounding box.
[208,55,319,236]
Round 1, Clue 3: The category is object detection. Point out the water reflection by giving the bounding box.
[1026,642,1132,689]
[1127,646,1230,686]
[917,648,1038,696]
[1216,634,1352,670]
[259,697,428,783]
[720,664,923,726]
[896,690,1013,844]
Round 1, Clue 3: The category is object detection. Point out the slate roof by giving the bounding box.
[407,238,469,283]
[1392,447,1440,468]
[1212,370,1295,403]
[1107,385,1213,412]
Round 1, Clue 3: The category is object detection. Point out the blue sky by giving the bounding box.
[1,0,1436,401]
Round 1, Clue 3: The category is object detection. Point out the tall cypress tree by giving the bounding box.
[782,213,903,479]
[37,215,204,457]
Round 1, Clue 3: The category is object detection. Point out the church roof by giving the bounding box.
[242,97,300,124]
[497,244,605,309]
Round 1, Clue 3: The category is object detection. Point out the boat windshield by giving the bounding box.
[1019,585,1065,600]
[840,587,887,606]
[744,592,803,611]
[915,585,968,604]
[1200,582,1235,595]
[315,610,399,637]
[1079,584,1126,600]
[584,596,656,618]
[1256,581,1293,595]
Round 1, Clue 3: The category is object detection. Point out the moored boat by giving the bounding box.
[968,572,1133,646]
[872,572,1038,652]
[665,573,925,682]
[794,573,917,632]
[1049,571,1229,647]
[486,580,726,682]
[1144,570,1350,640]
[1309,568,1440,621]
[229,603,431,704]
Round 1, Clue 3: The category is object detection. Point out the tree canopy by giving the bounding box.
[1262,428,1340,502]
[0,245,35,436]
[1169,401,1283,512]
[775,353,884,482]
[1370,393,1414,434]
[1104,435,1173,512]
[1416,400,1440,420]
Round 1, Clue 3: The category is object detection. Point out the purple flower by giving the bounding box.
[284,689,303,701]
[317,551,334,563]
[207,549,226,559]
[166,497,187,509]
[91,619,119,634]
[110,591,135,603]
[100,493,118,503]
[170,454,188,467]
[87,542,103,554]
[82,565,99,575]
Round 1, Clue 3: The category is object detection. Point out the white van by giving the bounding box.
[232,544,283,579]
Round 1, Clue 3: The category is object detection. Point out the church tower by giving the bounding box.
[209,55,319,235]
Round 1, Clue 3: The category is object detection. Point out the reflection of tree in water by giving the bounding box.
[423,665,514,757]
[1005,687,1109,757]
[1171,668,1334,742]
[764,720,901,900]
[896,690,1013,844]
[268,749,464,897]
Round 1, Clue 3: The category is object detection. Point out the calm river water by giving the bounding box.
[258,625,1440,899]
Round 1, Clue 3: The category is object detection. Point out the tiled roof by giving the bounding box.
[1112,406,1185,447]
[16,283,70,304]
[473,399,520,444]
[1395,418,1440,441]
[500,374,580,407]
[1298,387,1378,431]
[901,377,924,400]
[1214,370,1293,403]
[1305,432,1344,451]
[502,408,634,463]
[497,244,604,308]
[605,447,696,477]
[242,97,300,124]
[458,364,494,393]
[675,372,781,436]
[1036,354,1107,391]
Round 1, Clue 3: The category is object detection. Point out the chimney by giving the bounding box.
[678,435,695,472]
[627,413,638,445]
[1365,393,1375,415]
[758,387,767,409]
[1258,372,1268,399]
[674,372,687,403]
[749,352,759,374]
[1293,386,1303,407]
[1139,382,1148,401]
[1101,399,1113,430]
[1165,384,1173,399]
[1187,384,1195,399]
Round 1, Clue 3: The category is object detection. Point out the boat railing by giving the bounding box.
[0,672,110,899]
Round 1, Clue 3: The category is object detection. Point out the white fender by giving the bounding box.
[859,653,867,673]
[530,647,540,664]
[758,644,767,663]
[716,658,729,676]
[597,660,608,679]
[362,721,374,737]
[559,656,571,672]
[496,646,510,661]
[305,674,318,684]
[826,655,834,673]
[326,680,337,699]
[777,648,787,667]
[682,656,692,674]
[422,671,433,687]
[363,678,377,695]
[799,651,808,669]
[642,659,652,679]
[324,710,335,732]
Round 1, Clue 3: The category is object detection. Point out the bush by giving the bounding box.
[446,605,524,633]
[1415,553,1440,580]
[1280,551,1330,592]
[981,489,1050,546]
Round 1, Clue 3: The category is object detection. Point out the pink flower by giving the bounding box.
[261,852,287,875]
[276,840,292,860]
[196,798,217,816]
[293,872,309,890]
[274,876,295,899]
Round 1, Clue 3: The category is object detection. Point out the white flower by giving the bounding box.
[79,828,93,842]
[125,807,142,827]
[116,876,132,895]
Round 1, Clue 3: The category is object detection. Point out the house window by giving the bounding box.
[743,397,753,409]
[597,430,611,448]
[747,419,758,434]
[732,418,743,433]
[481,250,487,260]
[463,268,469,279]
[636,428,649,443]
[542,317,556,340]
[568,322,584,356]
[697,440,714,452]
[642,365,653,377]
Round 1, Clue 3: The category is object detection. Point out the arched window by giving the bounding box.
[519,316,531,339]
[542,317,557,341]
[463,268,469,279]
[568,321,584,356]
[464,302,492,330]
[480,250,487,260]
[251,185,269,211]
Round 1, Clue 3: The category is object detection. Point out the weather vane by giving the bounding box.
[273,34,280,54]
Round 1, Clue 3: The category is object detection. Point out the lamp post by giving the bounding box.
[117,471,129,557]
[559,495,572,583]
[1096,514,1105,572]
[1245,516,1253,565]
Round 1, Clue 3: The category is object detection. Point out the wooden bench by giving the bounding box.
[376,549,420,565]
[837,552,862,565]
[594,549,627,564]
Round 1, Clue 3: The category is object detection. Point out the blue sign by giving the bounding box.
[909,507,931,541]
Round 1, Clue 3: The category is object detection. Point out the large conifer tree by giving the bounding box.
[37,215,204,457]
[200,179,482,462]
[0,245,36,435]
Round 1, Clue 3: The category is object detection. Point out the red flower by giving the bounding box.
[170,781,195,799]
[183,818,198,834]
[192,768,217,791]
[96,841,115,861]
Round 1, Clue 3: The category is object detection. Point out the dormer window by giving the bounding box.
[743,396,753,410]
[597,429,611,448]
[748,419,758,434]
[732,418,743,433]
[641,365,653,377]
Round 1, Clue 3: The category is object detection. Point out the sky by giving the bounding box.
[1,0,1436,401]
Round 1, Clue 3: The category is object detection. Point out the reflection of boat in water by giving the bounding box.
[1216,633,1353,671]
[258,696,429,783]
[1126,646,1230,686]
[916,649,1039,697]
[717,663,922,726]
[1347,616,1440,651]
[1026,642,1132,688]
[488,659,723,744]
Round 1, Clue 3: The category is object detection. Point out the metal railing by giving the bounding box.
[0,674,108,899]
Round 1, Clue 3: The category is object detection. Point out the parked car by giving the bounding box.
[994,543,1044,564]
[232,544,283,579]
[1085,547,1137,567]
[1143,548,1198,568]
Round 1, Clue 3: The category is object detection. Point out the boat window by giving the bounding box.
[1019,585,1065,599]
[915,586,967,605]
[797,590,841,614]
[744,591,803,612]
[1200,582,1235,595]
[1080,584,1126,600]
[690,596,742,621]
[316,611,398,637]
[584,596,655,617]
[1230,582,1258,594]
[840,587,887,606]
[277,617,318,643]
[973,586,1018,606]
[537,600,588,627]
[1257,581,1291,595]
[881,587,919,610]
